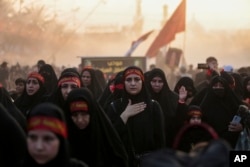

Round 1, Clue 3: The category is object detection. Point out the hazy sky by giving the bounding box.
[22,0,250,31]
[16,0,250,68]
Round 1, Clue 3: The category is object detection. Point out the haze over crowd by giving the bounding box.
[1,0,249,70]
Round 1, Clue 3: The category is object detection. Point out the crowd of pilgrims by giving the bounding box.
[1,57,250,167]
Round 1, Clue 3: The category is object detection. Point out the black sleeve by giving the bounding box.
[106,102,128,137]
[69,158,89,167]
[151,100,166,148]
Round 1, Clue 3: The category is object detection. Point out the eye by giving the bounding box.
[32,80,39,84]
[134,77,141,82]
[71,112,78,117]
[70,85,78,89]
[43,136,55,142]
[125,78,132,82]
[28,134,37,141]
[61,84,68,88]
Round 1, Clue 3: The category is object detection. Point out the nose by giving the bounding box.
[35,139,44,151]
[66,87,72,93]
[130,79,137,85]
[155,81,160,86]
[77,115,83,122]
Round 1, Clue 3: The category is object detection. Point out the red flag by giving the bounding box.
[145,0,186,57]
[124,30,154,57]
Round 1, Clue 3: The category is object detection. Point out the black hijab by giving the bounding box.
[65,88,128,167]
[80,67,104,100]
[199,75,243,148]
[22,102,87,167]
[14,72,46,117]
[0,104,26,167]
[39,64,58,96]
[145,68,179,116]
[47,68,83,110]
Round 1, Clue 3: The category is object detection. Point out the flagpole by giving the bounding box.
[181,29,187,67]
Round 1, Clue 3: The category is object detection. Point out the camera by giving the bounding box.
[197,63,209,69]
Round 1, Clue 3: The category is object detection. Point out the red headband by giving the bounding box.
[28,116,67,138]
[124,69,144,81]
[58,77,81,87]
[70,101,88,113]
[28,72,45,84]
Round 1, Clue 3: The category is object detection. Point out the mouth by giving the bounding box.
[27,89,34,93]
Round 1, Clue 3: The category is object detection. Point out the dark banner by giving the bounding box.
[81,56,146,79]
[165,47,183,68]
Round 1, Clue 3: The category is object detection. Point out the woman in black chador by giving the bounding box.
[47,68,83,110]
[144,68,179,147]
[174,76,197,105]
[21,102,88,167]
[65,88,128,167]
[197,75,243,148]
[80,67,103,100]
[0,84,26,130]
[14,72,46,117]
[98,70,124,112]
[106,66,165,167]
[38,64,58,97]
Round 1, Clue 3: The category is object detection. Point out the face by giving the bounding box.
[208,60,218,70]
[16,82,25,94]
[150,76,164,93]
[26,78,40,96]
[60,82,79,100]
[27,130,60,164]
[212,81,225,97]
[71,112,90,129]
[212,82,224,89]
[124,74,142,95]
[81,71,91,87]
[189,116,202,124]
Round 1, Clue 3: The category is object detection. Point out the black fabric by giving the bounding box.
[21,102,88,167]
[174,76,197,104]
[0,86,26,130]
[65,88,128,167]
[195,75,243,148]
[47,68,83,110]
[98,71,123,112]
[107,66,165,167]
[14,75,47,117]
[144,68,179,147]
[243,76,250,100]
[39,64,58,96]
[0,104,26,167]
[140,139,231,167]
[80,68,103,100]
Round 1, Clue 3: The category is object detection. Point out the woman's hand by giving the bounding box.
[228,122,243,132]
[120,99,147,124]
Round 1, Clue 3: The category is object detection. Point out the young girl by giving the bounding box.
[65,88,128,167]
[21,102,88,167]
